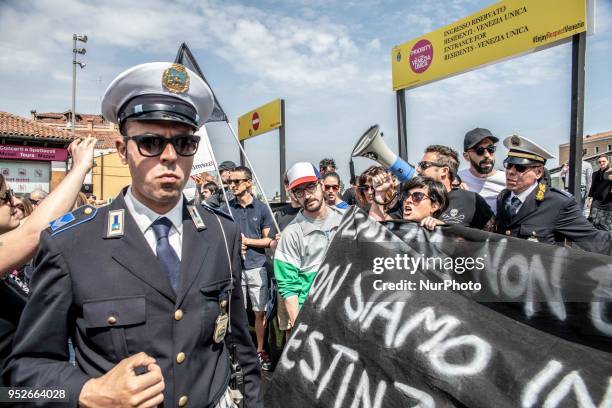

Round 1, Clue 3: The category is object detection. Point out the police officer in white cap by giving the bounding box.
[496,135,611,254]
[4,62,262,408]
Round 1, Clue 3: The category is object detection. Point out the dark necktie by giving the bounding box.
[506,196,522,218]
[151,217,180,293]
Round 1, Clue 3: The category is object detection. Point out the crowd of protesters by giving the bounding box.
[1,125,611,382]
[186,128,611,373]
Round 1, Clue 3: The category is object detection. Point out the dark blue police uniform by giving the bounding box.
[495,134,612,255]
[3,194,262,407]
[496,185,612,254]
[3,61,262,408]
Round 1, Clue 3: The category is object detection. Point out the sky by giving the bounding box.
[1,0,611,198]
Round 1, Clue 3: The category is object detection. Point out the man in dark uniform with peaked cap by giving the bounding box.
[4,62,262,408]
[496,134,611,255]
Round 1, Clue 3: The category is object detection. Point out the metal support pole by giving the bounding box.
[240,141,245,167]
[568,32,586,203]
[279,99,287,202]
[71,35,77,135]
[396,89,408,161]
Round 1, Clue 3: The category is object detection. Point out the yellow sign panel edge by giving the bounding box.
[238,98,283,142]
[391,0,587,91]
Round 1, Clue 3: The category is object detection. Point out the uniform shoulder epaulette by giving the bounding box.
[48,205,98,236]
[549,187,573,198]
[200,202,234,221]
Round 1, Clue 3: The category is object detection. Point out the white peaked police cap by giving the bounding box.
[101,62,214,132]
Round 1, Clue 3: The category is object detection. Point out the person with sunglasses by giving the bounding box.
[29,188,48,208]
[457,128,506,215]
[496,135,611,254]
[4,63,262,408]
[402,176,448,230]
[323,172,349,210]
[586,155,612,231]
[356,165,397,212]
[417,145,495,231]
[220,165,274,372]
[274,162,344,329]
[0,137,95,387]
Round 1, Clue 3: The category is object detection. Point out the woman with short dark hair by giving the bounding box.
[401,176,448,230]
[368,174,447,231]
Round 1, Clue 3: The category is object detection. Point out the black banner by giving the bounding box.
[265,207,612,407]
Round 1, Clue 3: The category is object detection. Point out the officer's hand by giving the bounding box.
[78,352,165,408]
[69,136,96,173]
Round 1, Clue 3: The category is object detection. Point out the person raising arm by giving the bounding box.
[0,136,96,275]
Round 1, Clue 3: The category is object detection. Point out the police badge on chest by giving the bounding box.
[213,298,229,343]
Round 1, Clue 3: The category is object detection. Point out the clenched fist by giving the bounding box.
[78,352,165,408]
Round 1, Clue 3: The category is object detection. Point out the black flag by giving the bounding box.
[174,42,228,123]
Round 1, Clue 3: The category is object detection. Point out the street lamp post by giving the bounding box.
[71,34,88,134]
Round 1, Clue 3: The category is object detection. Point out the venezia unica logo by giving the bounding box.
[409,39,433,74]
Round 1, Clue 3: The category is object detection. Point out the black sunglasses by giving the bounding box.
[124,134,200,157]
[418,161,445,170]
[503,161,538,173]
[228,178,250,185]
[292,183,319,198]
[402,191,431,205]
[358,184,374,192]
[470,145,496,155]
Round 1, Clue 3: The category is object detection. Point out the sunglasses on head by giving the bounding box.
[418,161,445,170]
[503,161,538,173]
[292,183,318,198]
[124,134,200,157]
[470,145,496,155]
[402,191,431,205]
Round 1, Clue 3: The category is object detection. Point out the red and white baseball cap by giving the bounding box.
[287,162,321,190]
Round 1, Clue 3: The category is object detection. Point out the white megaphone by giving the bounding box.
[351,124,416,182]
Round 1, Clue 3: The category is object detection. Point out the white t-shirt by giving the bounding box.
[457,168,506,215]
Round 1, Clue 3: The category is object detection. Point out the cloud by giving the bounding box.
[197,0,386,95]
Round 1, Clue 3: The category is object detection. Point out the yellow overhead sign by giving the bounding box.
[238,99,282,141]
[391,0,587,91]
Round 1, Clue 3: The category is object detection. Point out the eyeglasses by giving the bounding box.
[470,145,496,155]
[0,188,15,207]
[324,184,339,191]
[402,191,431,205]
[358,184,374,192]
[124,134,200,157]
[503,161,538,173]
[292,183,318,198]
[228,178,250,185]
[417,161,445,170]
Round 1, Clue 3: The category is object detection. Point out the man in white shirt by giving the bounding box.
[458,128,506,215]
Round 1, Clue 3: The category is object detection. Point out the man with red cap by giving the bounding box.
[273,162,344,328]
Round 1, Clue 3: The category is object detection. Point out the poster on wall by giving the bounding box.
[0,160,51,194]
